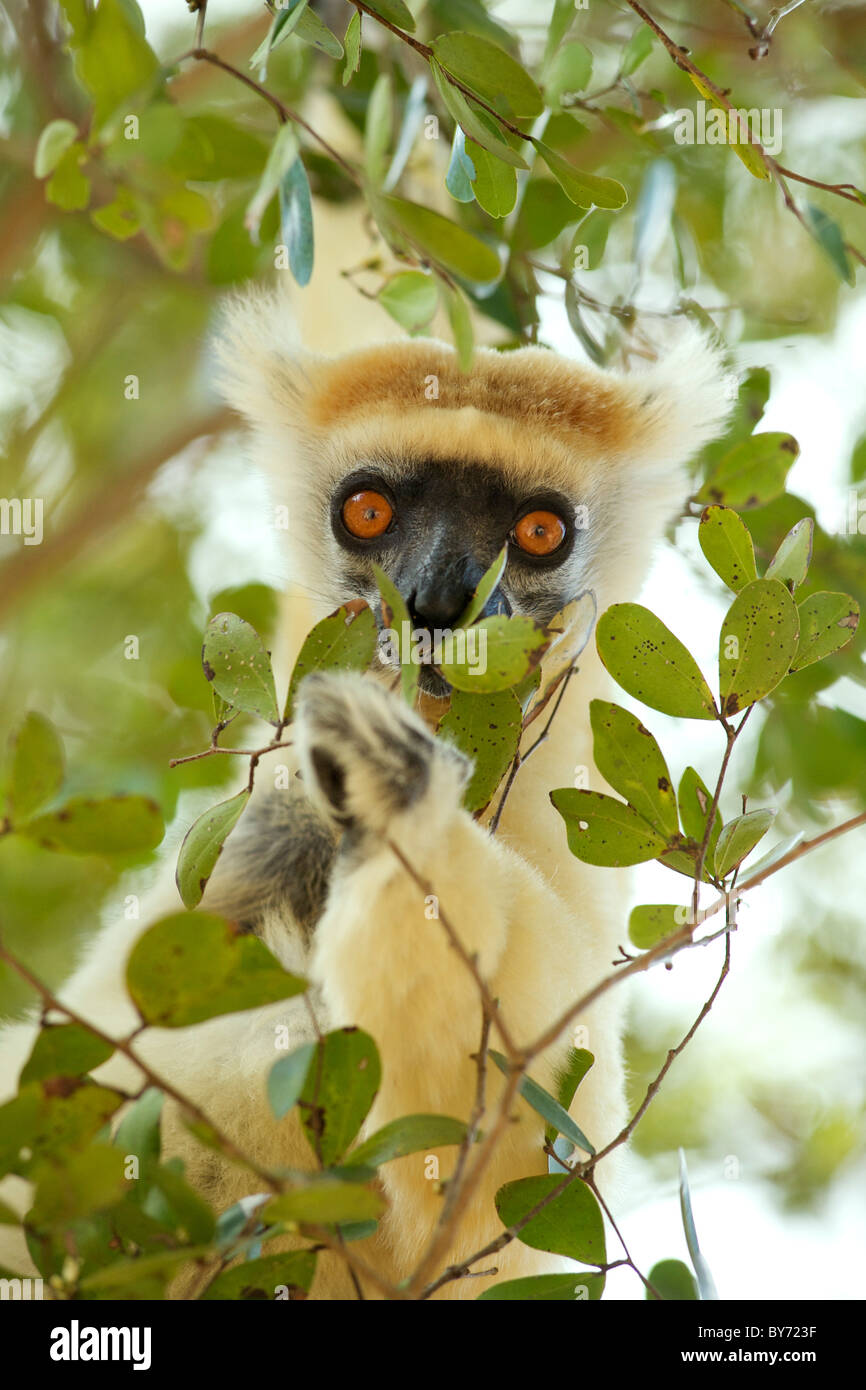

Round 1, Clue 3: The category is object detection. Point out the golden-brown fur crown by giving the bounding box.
[213,286,733,481]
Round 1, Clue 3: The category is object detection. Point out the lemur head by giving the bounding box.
[216,290,731,696]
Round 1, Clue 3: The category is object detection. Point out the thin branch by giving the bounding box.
[586,1174,661,1299]
[592,924,732,1165]
[488,664,575,835]
[173,47,361,181]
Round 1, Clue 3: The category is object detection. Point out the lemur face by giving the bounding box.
[327,459,584,697]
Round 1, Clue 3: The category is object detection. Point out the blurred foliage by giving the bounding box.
[0,0,865,1297]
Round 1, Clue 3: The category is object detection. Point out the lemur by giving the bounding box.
[0,290,730,1298]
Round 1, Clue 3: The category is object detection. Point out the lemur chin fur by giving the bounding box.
[0,292,732,1298]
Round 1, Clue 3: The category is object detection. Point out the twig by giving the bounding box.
[592,925,732,1165]
[488,664,575,835]
[586,1174,661,1299]
[173,47,360,181]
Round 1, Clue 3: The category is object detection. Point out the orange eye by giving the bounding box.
[512,510,566,557]
[342,489,394,540]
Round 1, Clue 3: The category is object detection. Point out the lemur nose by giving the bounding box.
[410,582,471,631]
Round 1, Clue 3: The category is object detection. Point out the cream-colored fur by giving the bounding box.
[0,293,731,1299]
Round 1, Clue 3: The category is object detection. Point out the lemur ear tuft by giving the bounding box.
[618,325,735,471]
[212,287,316,432]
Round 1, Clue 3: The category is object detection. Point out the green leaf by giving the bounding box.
[446,125,476,201]
[362,0,415,31]
[718,578,800,715]
[34,119,79,178]
[698,505,758,593]
[512,178,575,252]
[439,614,549,693]
[365,72,393,185]
[430,60,529,169]
[21,794,163,855]
[284,601,377,722]
[147,1162,215,1244]
[167,113,268,180]
[208,582,279,637]
[113,1088,163,1174]
[686,74,768,182]
[441,280,474,370]
[7,711,64,821]
[0,1084,123,1180]
[74,0,160,130]
[589,700,678,838]
[596,604,718,720]
[534,141,628,210]
[202,612,280,725]
[250,0,309,72]
[245,124,299,245]
[703,368,771,476]
[268,1042,317,1120]
[764,518,813,590]
[621,26,653,76]
[384,195,502,282]
[553,1049,593,1123]
[629,903,684,949]
[437,687,521,812]
[647,1258,698,1301]
[79,1243,212,1294]
[175,788,251,910]
[678,767,722,874]
[343,10,362,83]
[714,808,777,878]
[456,546,507,628]
[479,1271,605,1300]
[490,1051,595,1155]
[696,432,799,509]
[263,1177,384,1226]
[279,156,314,287]
[45,142,90,211]
[294,6,344,58]
[202,1251,317,1300]
[432,32,543,118]
[126,911,306,1028]
[495,1175,606,1264]
[385,80,427,197]
[550,788,667,866]
[350,1114,468,1166]
[543,0,578,68]
[466,139,517,217]
[29,1145,127,1230]
[20,1025,113,1085]
[545,40,593,103]
[372,565,419,707]
[790,592,860,671]
[804,203,854,286]
[378,270,439,333]
[300,1028,381,1167]
[91,188,141,240]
